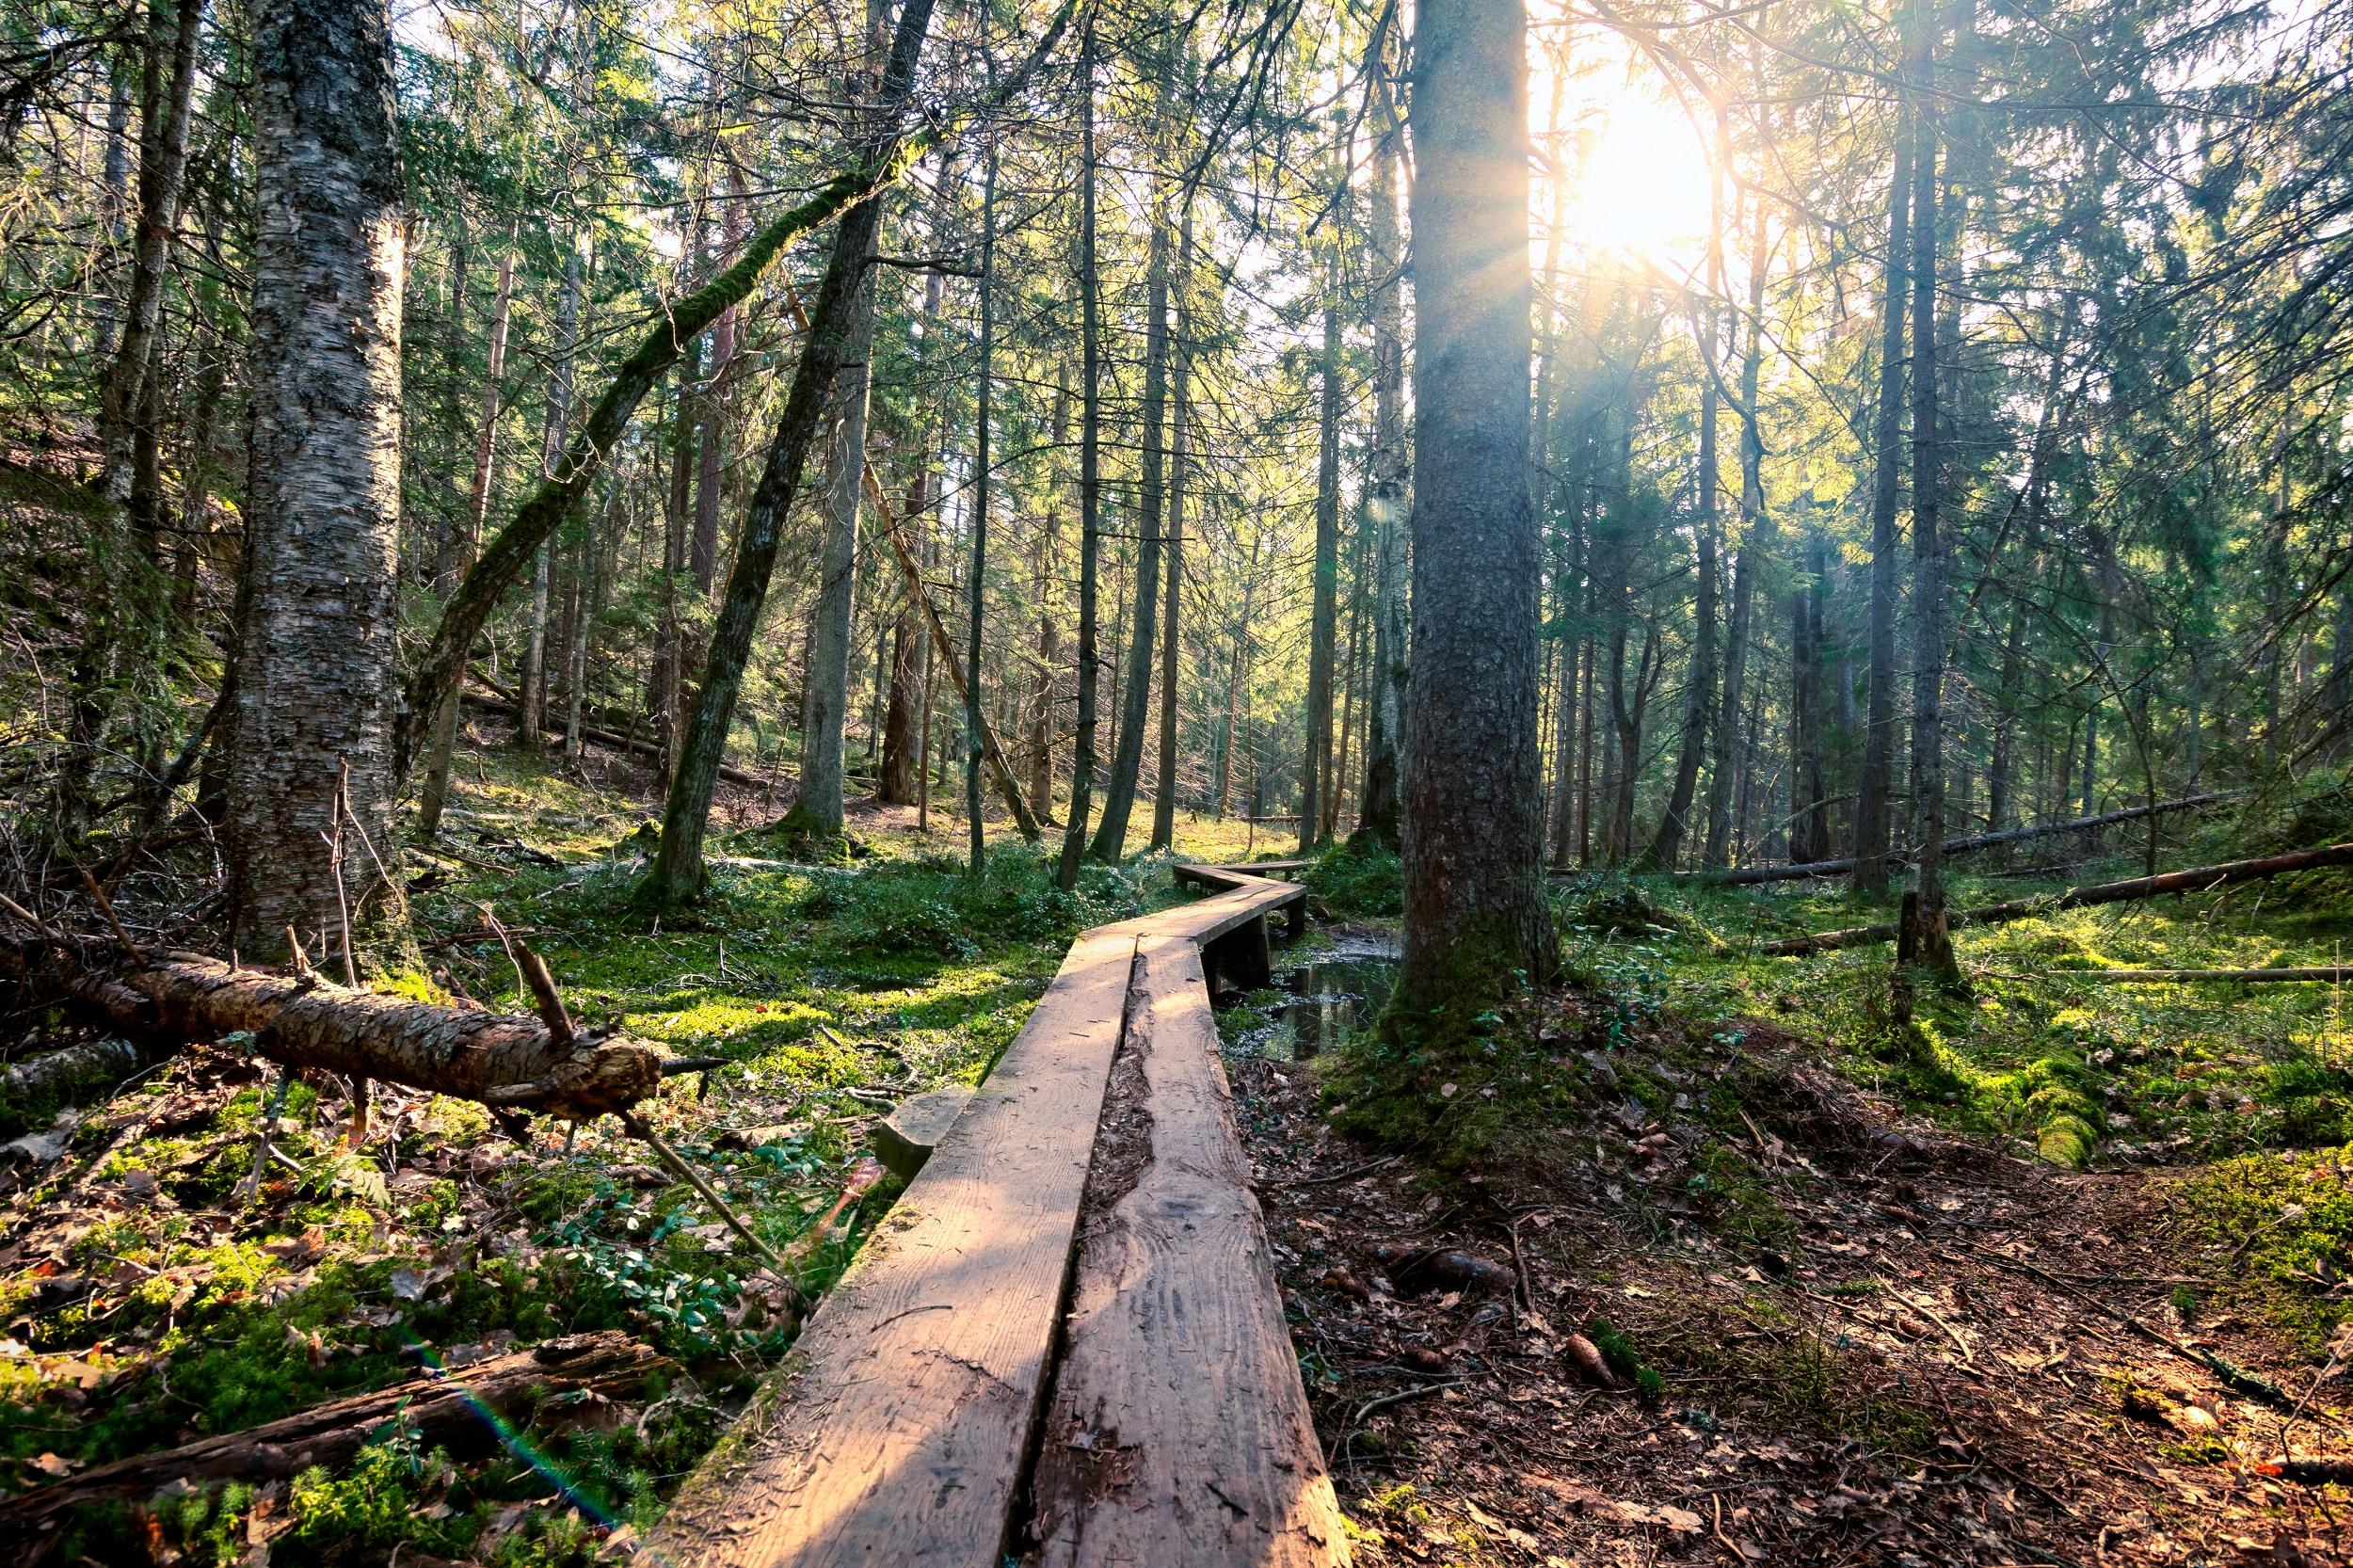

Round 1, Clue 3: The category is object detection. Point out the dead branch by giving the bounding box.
[0,1332,664,1528]
[1759,841,2353,956]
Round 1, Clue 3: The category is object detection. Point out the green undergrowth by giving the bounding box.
[1302,840,1403,917]
[0,754,1208,1561]
[1561,856,2353,1173]
[2173,1146,2353,1357]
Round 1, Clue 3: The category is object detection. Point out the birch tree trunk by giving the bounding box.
[226,0,407,963]
[1397,0,1556,1021]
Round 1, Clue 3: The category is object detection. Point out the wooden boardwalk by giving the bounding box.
[648,864,1346,1568]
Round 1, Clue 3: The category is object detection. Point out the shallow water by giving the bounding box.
[1231,935,1401,1061]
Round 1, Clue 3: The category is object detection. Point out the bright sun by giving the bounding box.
[1550,84,1718,264]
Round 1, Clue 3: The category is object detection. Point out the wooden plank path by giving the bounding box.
[648,863,1345,1568]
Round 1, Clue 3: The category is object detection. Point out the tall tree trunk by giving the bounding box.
[1356,41,1409,850]
[1086,120,1172,862]
[516,238,584,751]
[1026,368,1069,819]
[226,0,406,963]
[1849,117,1913,899]
[1217,531,1258,822]
[1149,200,1193,850]
[1704,192,1771,869]
[1897,0,1960,989]
[649,0,940,903]
[964,137,998,872]
[417,248,514,839]
[692,171,746,596]
[1396,0,1556,1022]
[879,464,929,806]
[1301,240,1344,854]
[99,0,204,532]
[1788,508,1830,864]
[1636,300,1721,872]
[1054,21,1103,889]
[775,199,882,847]
[879,171,958,808]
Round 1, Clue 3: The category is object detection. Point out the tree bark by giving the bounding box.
[9,944,668,1117]
[1636,300,1720,872]
[1087,120,1173,863]
[226,0,407,964]
[1705,190,1772,870]
[1897,0,1960,987]
[1055,20,1103,890]
[98,0,204,531]
[879,174,956,808]
[1849,118,1913,898]
[416,248,514,840]
[516,238,584,752]
[965,137,998,872]
[1396,0,1557,1019]
[1026,368,1069,820]
[648,0,943,902]
[776,192,882,846]
[1150,200,1193,851]
[1355,59,1408,850]
[1301,241,1344,854]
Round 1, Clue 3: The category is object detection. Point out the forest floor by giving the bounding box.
[1232,793,2353,1568]
[7,739,2353,1565]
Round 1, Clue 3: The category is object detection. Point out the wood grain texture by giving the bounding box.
[1031,935,1349,1568]
[645,869,1322,1568]
[648,928,1140,1568]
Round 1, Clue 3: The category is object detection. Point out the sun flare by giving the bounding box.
[1550,84,1718,264]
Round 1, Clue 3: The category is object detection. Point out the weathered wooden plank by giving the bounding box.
[1164,869,1305,944]
[1030,934,1350,1567]
[648,928,1142,1568]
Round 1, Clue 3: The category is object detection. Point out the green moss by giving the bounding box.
[1303,841,1402,917]
[2175,1147,2353,1356]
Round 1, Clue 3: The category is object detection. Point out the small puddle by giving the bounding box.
[1224,935,1401,1061]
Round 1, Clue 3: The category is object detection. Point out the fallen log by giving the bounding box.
[5,943,665,1120]
[1,1036,147,1102]
[463,685,765,788]
[1759,841,2353,956]
[0,1331,663,1528]
[1695,792,2239,886]
[2051,966,2353,984]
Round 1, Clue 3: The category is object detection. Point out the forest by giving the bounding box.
[4,0,2353,1559]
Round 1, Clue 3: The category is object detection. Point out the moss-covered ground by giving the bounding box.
[0,748,1279,1564]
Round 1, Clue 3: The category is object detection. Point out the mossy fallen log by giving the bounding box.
[1696,792,2239,886]
[5,941,666,1120]
[1759,841,2353,956]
